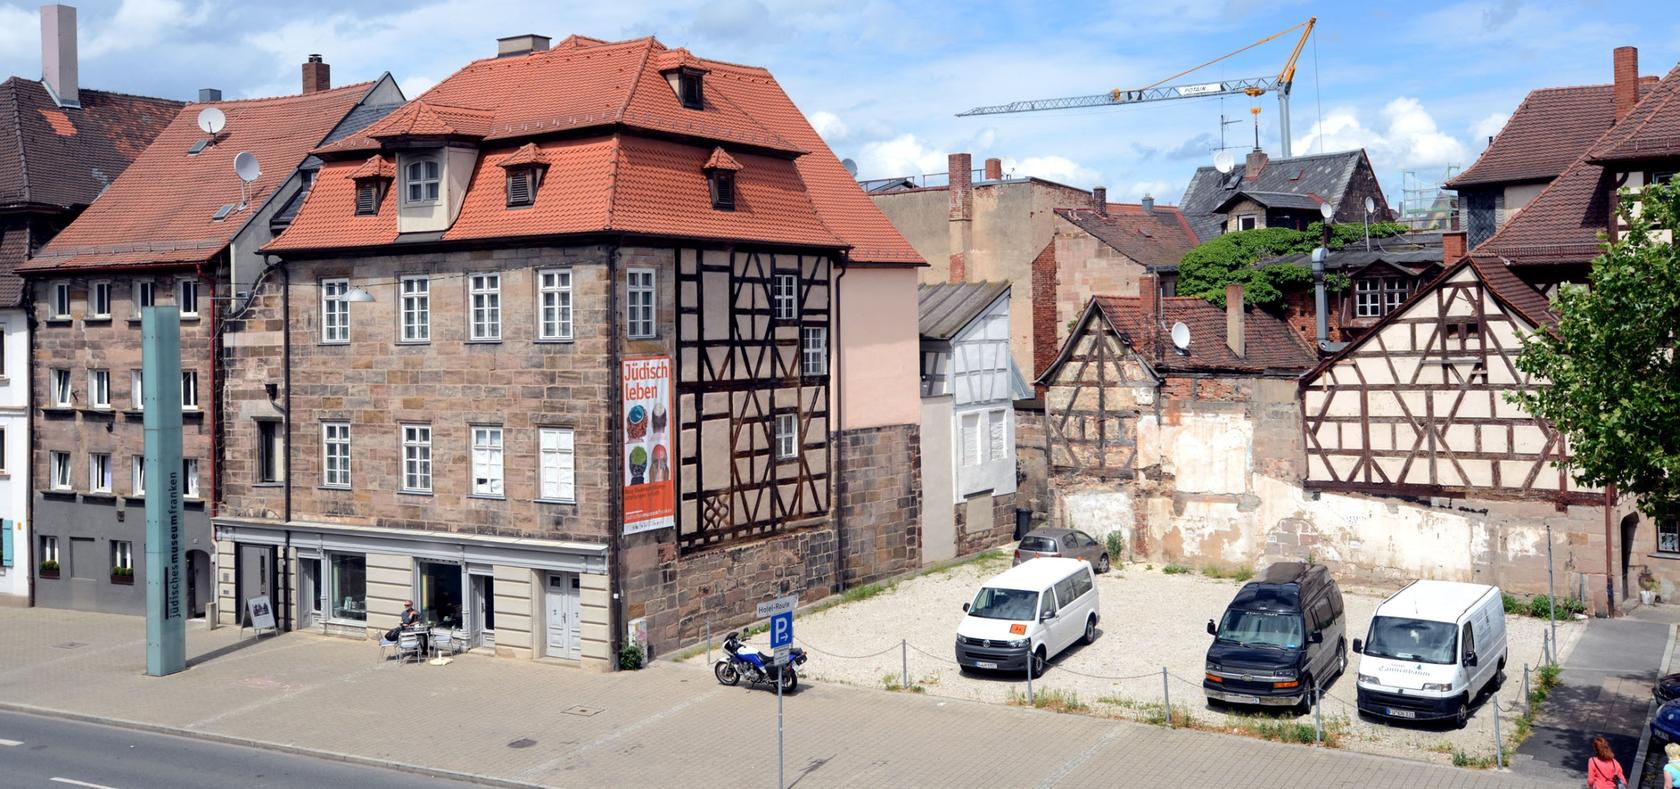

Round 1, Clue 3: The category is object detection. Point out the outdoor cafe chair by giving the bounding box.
[397,631,423,664]
[430,629,454,659]
[377,632,400,662]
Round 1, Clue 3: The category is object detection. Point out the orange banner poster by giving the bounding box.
[622,355,674,535]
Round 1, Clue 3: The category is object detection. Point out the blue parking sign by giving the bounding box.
[770,611,793,649]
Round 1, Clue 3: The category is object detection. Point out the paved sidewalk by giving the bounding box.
[0,608,1570,788]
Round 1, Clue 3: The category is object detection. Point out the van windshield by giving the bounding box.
[1365,616,1457,664]
[1216,609,1303,650]
[967,587,1038,621]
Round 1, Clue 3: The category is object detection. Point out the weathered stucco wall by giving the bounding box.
[838,266,921,429]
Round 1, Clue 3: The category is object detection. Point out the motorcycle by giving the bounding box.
[714,630,807,692]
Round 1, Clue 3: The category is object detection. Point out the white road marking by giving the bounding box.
[0,738,21,746]
[51,778,120,789]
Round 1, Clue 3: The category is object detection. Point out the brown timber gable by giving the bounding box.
[1041,304,1158,477]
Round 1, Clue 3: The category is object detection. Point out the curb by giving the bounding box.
[1628,621,1676,789]
[0,702,547,789]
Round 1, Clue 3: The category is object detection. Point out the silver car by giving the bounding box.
[1014,527,1110,574]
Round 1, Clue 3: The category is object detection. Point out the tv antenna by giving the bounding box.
[1170,321,1191,354]
[233,151,261,210]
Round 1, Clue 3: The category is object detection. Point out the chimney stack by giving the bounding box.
[40,4,78,108]
[198,88,222,103]
[498,34,552,58]
[1225,284,1245,357]
[948,152,973,283]
[302,54,330,94]
[1138,274,1159,327]
[1442,230,1467,264]
[1245,148,1269,180]
[1091,187,1107,215]
[1141,194,1155,214]
[984,157,1003,180]
[1614,46,1640,122]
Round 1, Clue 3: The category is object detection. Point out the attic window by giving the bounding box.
[678,69,704,110]
[188,139,211,157]
[212,203,236,222]
[709,171,735,210]
[355,183,382,216]
[405,158,441,204]
[506,167,541,208]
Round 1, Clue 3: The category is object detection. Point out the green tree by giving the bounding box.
[1514,180,1680,517]
[1176,221,1406,308]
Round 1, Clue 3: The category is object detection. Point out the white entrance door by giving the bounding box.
[545,573,580,660]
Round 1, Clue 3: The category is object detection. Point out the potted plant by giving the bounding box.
[110,565,134,585]
[39,560,59,579]
[1640,572,1660,606]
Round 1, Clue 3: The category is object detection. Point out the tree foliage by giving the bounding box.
[1514,180,1680,517]
[1177,221,1408,308]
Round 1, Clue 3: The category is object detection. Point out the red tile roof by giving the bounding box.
[367,101,492,139]
[1590,65,1680,163]
[274,36,922,266]
[1055,204,1198,268]
[1447,84,1631,188]
[0,78,183,210]
[496,142,549,168]
[348,155,394,180]
[22,81,375,272]
[704,146,742,171]
[1088,295,1317,374]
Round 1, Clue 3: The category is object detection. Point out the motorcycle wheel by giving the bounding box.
[714,661,741,686]
[780,669,798,693]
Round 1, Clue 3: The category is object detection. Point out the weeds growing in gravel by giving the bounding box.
[880,673,928,694]
[1201,565,1255,582]
[1006,686,1089,713]
[1162,564,1191,575]
[1225,713,1348,748]
[1451,750,1495,769]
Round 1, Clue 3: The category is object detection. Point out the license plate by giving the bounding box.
[1386,708,1417,719]
[1226,694,1260,704]
[975,661,998,669]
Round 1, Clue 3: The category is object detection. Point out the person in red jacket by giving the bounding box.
[1587,735,1627,789]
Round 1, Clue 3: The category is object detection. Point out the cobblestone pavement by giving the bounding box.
[0,608,1572,788]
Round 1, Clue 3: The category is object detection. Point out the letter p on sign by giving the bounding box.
[771,611,792,650]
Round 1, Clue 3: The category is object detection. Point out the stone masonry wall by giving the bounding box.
[954,490,1017,557]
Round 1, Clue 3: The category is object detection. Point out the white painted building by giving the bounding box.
[0,312,26,600]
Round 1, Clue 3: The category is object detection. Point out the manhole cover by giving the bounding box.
[52,642,87,650]
[507,738,536,749]
[563,705,602,717]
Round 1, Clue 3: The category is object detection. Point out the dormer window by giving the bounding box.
[405,157,440,204]
[506,168,541,208]
[703,147,742,211]
[356,183,382,215]
[679,69,704,110]
[347,155,394,217]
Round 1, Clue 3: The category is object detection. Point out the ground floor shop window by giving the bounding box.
[1661,515,1680,554]
[330,553,366,621]
[417,561,464,628]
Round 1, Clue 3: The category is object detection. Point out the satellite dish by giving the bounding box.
[233,151,262,183]
[196,107,225,135]
[1213,149,1235,174]
[1363,196,1375,215]
[1170,321,1191,351]
[841,158,859,177]
[1318,201,1335,220]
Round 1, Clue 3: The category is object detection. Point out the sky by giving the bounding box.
[4,0,1679,211]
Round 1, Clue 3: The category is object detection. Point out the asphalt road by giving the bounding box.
[0,709,486,788]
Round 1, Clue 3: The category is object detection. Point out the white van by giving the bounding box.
[954,557,1099,675]
[1353,580,1507,729]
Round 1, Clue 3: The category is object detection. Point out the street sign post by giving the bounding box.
[756,595,797,789]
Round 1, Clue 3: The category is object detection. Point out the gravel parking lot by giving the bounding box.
[690,551,1586,767]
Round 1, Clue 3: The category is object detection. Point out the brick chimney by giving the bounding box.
[497,34,551,57]
[1091,187,1107,216]
[984,157,1003,180]
[1245,148,1269,181]
[1138,274,1159,327]
[1614,46,1640,122]
[302,54,330,94]
[40,4,77,108]
[1443,230,1467,264]
[948,152,973,283]
[1225,284,1245,357]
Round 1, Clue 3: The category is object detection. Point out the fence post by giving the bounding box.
[1026,648,1034,707]
[901,639,908,691]
[1313,684,1323,744]
[1523,663,1531,719]
[706,622,712,668]
[1161,667,1172,729]
[1493,691,1504,769]
[1542,630,1551,667]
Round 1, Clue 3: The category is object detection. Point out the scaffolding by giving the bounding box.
[1398,165,1461,230]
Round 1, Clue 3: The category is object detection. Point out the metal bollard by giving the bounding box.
[1542,630,1551,667]
[1313,685,1323,744]
[902,639,908,691]
[706,622,712,667]
[1162,667,1172,729]
[1026,649,1034,706]
[1493,691,1504,769]
[1523,663,1531,719]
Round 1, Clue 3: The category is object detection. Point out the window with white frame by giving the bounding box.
[1661,514,1680,554]
[1355,277,1412,318]
[131,281,154,317]
[178,279,199,317]
[538,269,572,340]
[1238,215,1258,231]
[181,371,198,409]
[51,369,71,407]
[402,425,432,493]
[322,422,350,489]
[130,370,143,410]
[183,458,200,499]
[40,535,58,564]
[774,413,798,460]
[89,369,109,408]
[772,273,798,320]
[111,540,132,572]
[988,409,1007,462]
[321,279,349,343]
[131,455,145,496]
[50,282,71,319]
[471,426,504,497]
[469,273,501,340]
[801,327,826,376]
[960,412,980,467]
[399,276,429,342]
[257,420,284,484]
[50,451,71,489]
[627,268,655,338]
[538,427,575,502]
[90,282,111,318]
[88,453,111,493]
[405,157,440,204]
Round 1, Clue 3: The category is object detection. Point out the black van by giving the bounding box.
[1202,562,1347,711]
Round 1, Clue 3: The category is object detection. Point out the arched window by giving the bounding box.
[405,157,440,204]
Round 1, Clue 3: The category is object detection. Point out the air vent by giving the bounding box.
[355,183,379,215]
[212,203,236,222]
[188,139,211,156]
[506,170,534,207]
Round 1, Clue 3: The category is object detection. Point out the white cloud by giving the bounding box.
[1116,180,1177,203]
[856,133,947,179]
[1292,96,1469,171]
[1470,111,1509,144]
[84,0,211,57]
[1000,155,1101,188]
[0,5,33,64]
[808,111,850,144]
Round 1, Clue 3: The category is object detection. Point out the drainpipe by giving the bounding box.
[607,240,624,667]
[281,262,294,631]
[22,270,36,608]
[1606,483,1617,617]
[831,252,848,593]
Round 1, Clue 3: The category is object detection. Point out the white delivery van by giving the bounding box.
[954,557,1099,675]
[1353,580,1506,729]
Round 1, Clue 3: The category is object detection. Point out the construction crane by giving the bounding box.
[958,18,1317,158]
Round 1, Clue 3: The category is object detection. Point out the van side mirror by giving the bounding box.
[962,603,970,613]
[1206,620,1217,637]
[1351,638,1363,654]
[1308,631,1324,645]
[1040,610,1055,622]
[1464,651,1478,668]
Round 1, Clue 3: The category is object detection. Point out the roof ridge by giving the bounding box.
[616,39,656,123]
[191,80,375,108]
[4,78,25,203]
[1598,67,1680,155]
[603,132,623,230]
